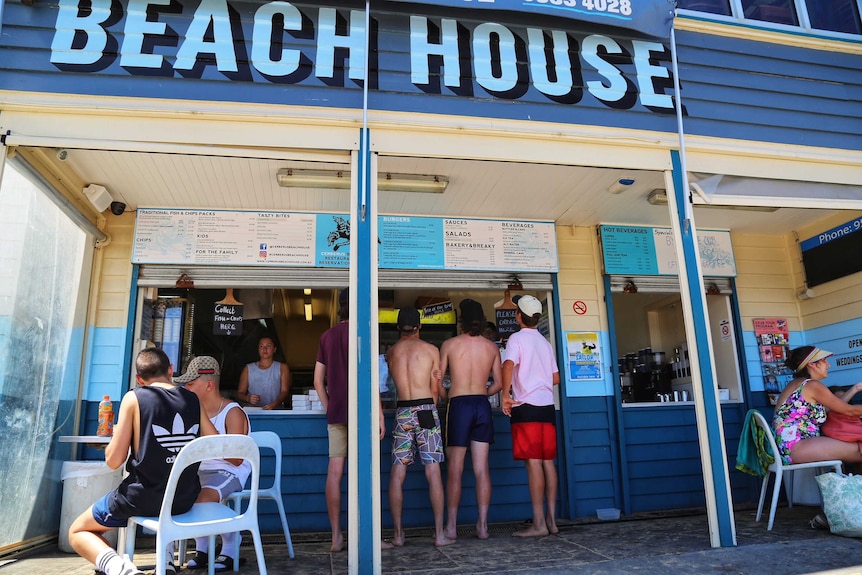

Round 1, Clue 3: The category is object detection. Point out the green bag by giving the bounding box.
[815,472,862,537]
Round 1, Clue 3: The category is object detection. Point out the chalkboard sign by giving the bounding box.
[213,303,243,336]
[800,217,862,288]
[496,308,519,341]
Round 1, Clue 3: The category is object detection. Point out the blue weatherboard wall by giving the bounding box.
[0,2,860,151]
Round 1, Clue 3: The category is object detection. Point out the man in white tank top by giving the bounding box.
[176,356,251,572]
[237,336,291,409]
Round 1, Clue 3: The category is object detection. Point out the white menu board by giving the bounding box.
[134,209,558,272]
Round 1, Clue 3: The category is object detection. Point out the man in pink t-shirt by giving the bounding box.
[502,295,560,538]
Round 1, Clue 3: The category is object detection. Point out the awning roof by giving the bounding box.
[390,0,677,38]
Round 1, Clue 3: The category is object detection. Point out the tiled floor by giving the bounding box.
[4,506,862,575]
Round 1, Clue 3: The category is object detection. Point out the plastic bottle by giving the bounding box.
[97,396,114,437]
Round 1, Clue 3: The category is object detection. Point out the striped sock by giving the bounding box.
[95,549,124,575]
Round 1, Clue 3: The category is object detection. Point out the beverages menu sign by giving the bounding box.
[133,209,558,272]
[599,225,737,277]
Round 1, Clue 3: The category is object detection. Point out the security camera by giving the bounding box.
[110,201,126,216]
[56,149,69,161]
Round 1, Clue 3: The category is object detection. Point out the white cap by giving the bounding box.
[517,295,542,317]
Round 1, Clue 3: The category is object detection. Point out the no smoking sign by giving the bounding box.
[572,300,587,315]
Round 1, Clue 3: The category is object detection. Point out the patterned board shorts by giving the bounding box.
[392,402,445,465]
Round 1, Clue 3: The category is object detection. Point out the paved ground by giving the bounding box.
[3,506,862,575]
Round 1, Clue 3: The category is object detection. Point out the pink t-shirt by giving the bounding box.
[504,328,558,407]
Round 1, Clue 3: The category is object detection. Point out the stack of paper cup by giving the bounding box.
[291,394,311,411]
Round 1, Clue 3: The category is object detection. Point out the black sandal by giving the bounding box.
[213,555,245,572]
[186,551,208,570]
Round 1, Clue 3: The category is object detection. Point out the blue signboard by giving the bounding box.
[600,225,737,277]
[392,0,677,38]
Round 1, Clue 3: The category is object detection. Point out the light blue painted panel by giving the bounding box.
[85,326,128,401]
[806,318,862,387]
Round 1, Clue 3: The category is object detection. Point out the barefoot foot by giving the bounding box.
[330,533,345,552]
[443,528,458,541]
[476,521,489,540]
[513,525,549,538]
[391,533,406,547]
[380,540,394,550]
[435,535,456,547]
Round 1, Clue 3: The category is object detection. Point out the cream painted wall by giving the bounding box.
[730,231,802,334]
[556,225,606,335]
[793,211,862,331]
[98,213,135,328]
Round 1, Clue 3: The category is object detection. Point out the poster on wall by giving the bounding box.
[753,318,794,405]
[566,332,603,381]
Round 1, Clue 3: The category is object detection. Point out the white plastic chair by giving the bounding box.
[750,410,843,530]
[225,430,294,559]
[124,434,267,575]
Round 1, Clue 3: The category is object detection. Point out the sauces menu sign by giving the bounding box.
[133,209,558,272]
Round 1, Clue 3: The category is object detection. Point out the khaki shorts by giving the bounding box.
[328,423,348,458]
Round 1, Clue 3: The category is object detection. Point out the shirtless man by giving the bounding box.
[439,299,502,540]
[386,307,453,548]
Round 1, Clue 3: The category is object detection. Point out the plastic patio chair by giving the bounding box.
[124,434,267,575]
[750,410,843,530]
[225,430,294,559]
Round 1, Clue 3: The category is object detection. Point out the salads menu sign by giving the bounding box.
[133,209,558,272]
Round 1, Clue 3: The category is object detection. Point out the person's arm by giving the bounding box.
[236,365,253,404]
[222,405,250,466]
[502,359,515,417]
[199,405,219,436]
[105,390,136,469]
[807,380,862,416]
[313,361,329,412]
[438,343,449,403]
[430,350,441,405]
[837,382,862,404]
[264,362,291,410]
[552,370,560,386]
[487,349,503,396]
[379,398,386,440]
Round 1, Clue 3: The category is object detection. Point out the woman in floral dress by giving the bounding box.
[773,346,862,465]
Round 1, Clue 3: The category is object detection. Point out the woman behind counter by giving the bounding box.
[237,336,291,410]
[773,346,862,465]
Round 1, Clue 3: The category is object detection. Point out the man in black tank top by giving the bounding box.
[68,348,217,575]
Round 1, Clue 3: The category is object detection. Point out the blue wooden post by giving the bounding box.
[668,151,736,547]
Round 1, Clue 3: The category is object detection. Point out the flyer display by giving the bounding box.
[566,332,603,381]
[753,318,793,405]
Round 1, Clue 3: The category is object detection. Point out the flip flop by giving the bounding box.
[186,551,208,570]
[213,555,246,572]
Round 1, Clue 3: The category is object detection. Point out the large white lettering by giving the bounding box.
[633,40,672,109]
[120,0,171,69]
[315,8,366,80]
[47,1,675,112]
[50,0,112,65]
[528,28,575,98]
[251,1,302,76]
[582,35,627,104]
[410,16,462,87]
[174,0,238,72]
[473,23,518,93]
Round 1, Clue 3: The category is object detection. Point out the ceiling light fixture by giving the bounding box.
[607,178,636,194]
[276,168,448,193]
[646,188,778,212]
[304,300,313,321]
[647,189,668,206]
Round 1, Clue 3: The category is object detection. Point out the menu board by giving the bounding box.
[134,210,558,272]
[599,225,736,277]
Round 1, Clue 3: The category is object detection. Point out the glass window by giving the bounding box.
[0,161,89,549]
[808,0,862,34]
[741,0,799,25]
[677,0,732,16]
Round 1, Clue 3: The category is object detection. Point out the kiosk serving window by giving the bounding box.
[599,225,741,406]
